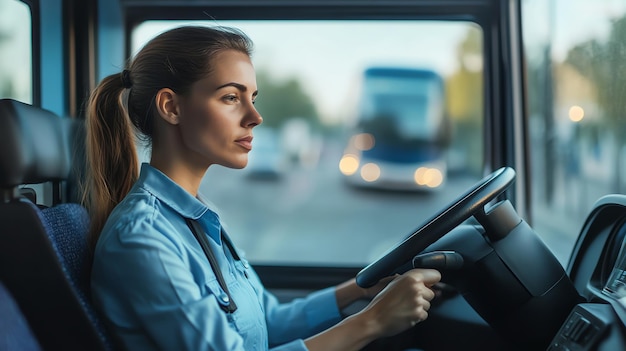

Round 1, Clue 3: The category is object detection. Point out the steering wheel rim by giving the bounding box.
[356,166,516,288]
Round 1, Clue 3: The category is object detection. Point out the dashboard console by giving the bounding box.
[548,195,626,350]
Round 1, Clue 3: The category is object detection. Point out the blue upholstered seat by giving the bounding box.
[39,203,116,350]
[39,203,91,295]
[0,99,118,350]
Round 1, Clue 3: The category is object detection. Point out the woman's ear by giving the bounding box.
[154,88,180,125]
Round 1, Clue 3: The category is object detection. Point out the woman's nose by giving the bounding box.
[244,104,263,127]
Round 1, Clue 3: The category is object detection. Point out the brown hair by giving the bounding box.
[83,26,253,248]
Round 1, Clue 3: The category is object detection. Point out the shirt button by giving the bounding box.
[218,293,230,304]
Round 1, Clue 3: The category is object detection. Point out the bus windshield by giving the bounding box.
[361,69,445,141]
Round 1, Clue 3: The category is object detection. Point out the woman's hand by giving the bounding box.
[306,268,441,351]
[358,268,441,338]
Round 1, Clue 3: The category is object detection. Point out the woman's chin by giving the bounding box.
[224,159,248,170]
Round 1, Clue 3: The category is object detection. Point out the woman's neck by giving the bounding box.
[150,154,207,197]
[149,117,212,196]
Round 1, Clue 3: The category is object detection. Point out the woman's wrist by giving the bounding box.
[342,311,381,346]
[304,309,380,351]
[335,278,367,310]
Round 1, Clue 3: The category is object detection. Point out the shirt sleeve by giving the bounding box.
[92,219,248,351]
[263,284,342,347]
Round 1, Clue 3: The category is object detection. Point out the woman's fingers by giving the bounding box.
[361,268,442,337]
[403,268,442,288]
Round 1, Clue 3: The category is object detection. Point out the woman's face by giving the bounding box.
[177,49,262,169]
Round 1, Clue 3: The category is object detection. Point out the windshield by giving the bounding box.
[361,72,444,140]
[132,20,484,266]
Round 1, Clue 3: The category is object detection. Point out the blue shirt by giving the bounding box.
[91,164,341,351]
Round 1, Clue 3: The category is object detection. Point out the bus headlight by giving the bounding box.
[361,163,381,182]
[339,154,360,175]
[414,167,443,188]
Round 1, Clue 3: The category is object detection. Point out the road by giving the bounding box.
[200,157,480,266]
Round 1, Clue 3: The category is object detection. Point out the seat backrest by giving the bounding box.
[0,280,43,351]
[0,98,116,351]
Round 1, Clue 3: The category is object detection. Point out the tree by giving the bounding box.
[446,27,483,123]
[253,70,320,129]
[445,27,483,175]
[565,15,626,191]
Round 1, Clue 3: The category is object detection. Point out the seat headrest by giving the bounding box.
[0,99,71,188]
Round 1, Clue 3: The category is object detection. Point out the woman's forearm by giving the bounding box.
[304,312,379,351]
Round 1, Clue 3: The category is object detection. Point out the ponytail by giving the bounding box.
[83,72,139,249]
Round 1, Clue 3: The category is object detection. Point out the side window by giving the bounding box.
[132,20,485,266]
[0,0,32,103]
[523,0,626,264]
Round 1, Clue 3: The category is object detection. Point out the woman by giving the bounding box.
[84,25,440,351]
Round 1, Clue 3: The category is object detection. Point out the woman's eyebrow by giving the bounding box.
[216,82,258,97]
[216,82,247,91]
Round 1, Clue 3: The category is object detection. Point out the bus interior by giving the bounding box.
[1,0,626,350]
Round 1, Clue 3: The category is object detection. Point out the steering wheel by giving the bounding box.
[356,166,516,288]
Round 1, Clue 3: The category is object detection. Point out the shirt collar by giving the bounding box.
[136,163,211,221]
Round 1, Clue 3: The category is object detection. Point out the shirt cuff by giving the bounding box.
[305,286,342,329]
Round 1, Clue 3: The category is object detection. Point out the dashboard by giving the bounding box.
[548,195,626,350]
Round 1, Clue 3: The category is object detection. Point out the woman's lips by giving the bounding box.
[235,136,253,150]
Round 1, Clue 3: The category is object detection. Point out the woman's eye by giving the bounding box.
[223,95,238,103]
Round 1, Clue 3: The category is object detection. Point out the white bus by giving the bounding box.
[340,67,450,190]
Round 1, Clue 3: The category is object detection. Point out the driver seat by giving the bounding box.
[0,99,117,350]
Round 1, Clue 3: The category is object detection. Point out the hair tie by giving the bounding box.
[121,69,133,88]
